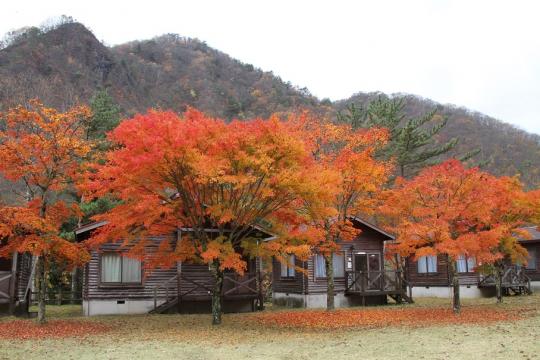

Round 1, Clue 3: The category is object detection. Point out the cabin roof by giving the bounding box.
[349,216,395,240]
[74,221,109,235]
[74,221,277,240]
[516,226,540,243]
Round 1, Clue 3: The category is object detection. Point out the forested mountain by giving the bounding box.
[1,21,539,187]
[335,93,540,186]
[0,22,322,118]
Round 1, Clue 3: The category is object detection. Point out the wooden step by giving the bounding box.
[148,298,178,314]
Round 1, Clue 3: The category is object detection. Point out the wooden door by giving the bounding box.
[353,253,367,291]
[367,253,382,290]
[0,271,12,305]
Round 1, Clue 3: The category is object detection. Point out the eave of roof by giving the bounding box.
[516,226,540,243]
[75,221,277,240]
[349,216,395,240]
[74,221,108,235]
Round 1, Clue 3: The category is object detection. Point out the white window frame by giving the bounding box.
[280,254,296,278]
[315,252,345,279]
[456,255,476,273]
[417,255,437,274]
[100,252,142,285]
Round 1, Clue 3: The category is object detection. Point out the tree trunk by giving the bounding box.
[495,265,503,303]
[71,267,79,304]
[210,262,224,325]
[36,257,47,324]
[325,254,335,311]
[56,285,62,306]
[8,252,18,315]
[449,261,460,314]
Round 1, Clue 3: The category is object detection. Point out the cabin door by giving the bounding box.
[353,254,367,291]
[0,258,13,305]
[353,253,381,291]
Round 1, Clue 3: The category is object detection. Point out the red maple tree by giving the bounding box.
[82,109,329,324]
[293,114,391,310]
[0,101,92,323]
[381,159,532,312]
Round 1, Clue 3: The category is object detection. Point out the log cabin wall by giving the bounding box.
[271,222,390,296]
[306,224,387,295]
[16,253,33,300]
[521,242,540,281]
[271,257,305,294]
[406,254,481,287]
[179,257,258,300]
[406,255,450,287]
[83,235,178,301]
[83,235,262,302]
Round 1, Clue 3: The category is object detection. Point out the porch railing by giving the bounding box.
[345,270,409,294]
[153,274,178,310]
[152,271,264,311]
[478,266,531,289]
[222,272,258,296]
[0,271,13,303]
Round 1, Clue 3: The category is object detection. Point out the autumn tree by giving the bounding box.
[82,109,328,325]
[337,97,464,178]
[297,115,390,310]
[483,177,537,302]
[381,160,529,313]
[0,101,93,323]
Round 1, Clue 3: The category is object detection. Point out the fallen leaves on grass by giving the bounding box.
[0,320,110,340]
[252,307,527,330]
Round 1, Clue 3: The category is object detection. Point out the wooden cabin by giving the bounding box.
[515,226,540,292]
[272,217,412,308]
[405,226,539,298]
[0,252,34,316]
[75,222,272,316]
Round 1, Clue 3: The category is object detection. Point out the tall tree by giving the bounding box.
[82,109,328,325]
[298,115,391,310]
[338,97,461,178]
[483,177,536,302]
[88,89,121,140]
[0,100,93,323]
[381,160,529,313]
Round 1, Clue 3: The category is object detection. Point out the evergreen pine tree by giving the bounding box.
[88,88,120,140]
[338,96,473,178]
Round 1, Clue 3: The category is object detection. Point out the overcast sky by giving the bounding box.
[2,0,540,134]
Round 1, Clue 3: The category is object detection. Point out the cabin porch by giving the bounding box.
[150,269,264,314]
[477,265,532,295]
[344,270,413,304]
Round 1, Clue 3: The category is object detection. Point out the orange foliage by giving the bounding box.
[82,109,328,272]
[0,320,110,340]
[381,159,533,265]
[291,114,391,256]
[0,100,92,265]
[252,306,524,330]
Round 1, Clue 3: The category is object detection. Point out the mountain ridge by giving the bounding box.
[1,21,539,187]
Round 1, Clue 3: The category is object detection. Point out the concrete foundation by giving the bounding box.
[83,298,255,316]
[411,285,494,299]
[83,299,155,316]
[530,281,540,292]
[272,292,386,309]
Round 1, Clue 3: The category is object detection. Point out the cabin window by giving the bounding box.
[101,253,142,284]
[0,257,11,271]
[280,255,295,278]
[456,255,476,273]
[417,255,437,274]
[526,248,537,270]
[315,253,345,278]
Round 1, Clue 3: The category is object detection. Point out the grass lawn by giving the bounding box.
[1,295,539,360]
